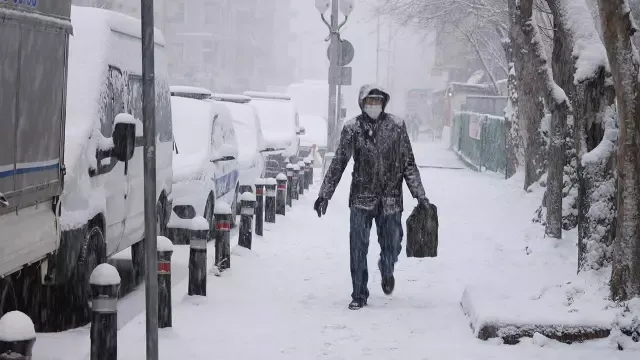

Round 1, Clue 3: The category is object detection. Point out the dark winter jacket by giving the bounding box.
[318,85,426,214]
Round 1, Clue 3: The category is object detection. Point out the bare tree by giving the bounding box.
[597,0,640,300]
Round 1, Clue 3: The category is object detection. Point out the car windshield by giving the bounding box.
[250,98,296,133]
[223,102,259,160]
[170,96,212,156]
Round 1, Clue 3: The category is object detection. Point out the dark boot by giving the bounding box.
[381,274,395,295]
[348,298,367,310]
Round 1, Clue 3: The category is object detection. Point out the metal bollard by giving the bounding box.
[89,264,120,360]
[254,178,265,236]
[264,178,277,223]
[276,173,287,215]
[214,202,232,271]
[292,164,300,200]
[188,234,207,296]
[0,311,36,360]
[304,158,313,189]
[157,236,173,328]
[238,192,256,249]
[297,161,306,195]
[285,164,294,207]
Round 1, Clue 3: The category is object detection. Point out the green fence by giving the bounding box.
[451,111,507,174]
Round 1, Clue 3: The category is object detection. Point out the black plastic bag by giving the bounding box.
[406,202,439,258]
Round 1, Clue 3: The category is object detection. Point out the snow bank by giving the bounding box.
[0,311,35,342]
[214,201,232,215]
[157,236,174,252]
[240,192,256,202]
[89,263,121,286]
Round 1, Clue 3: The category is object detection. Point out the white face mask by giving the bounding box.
[364,104,382,119]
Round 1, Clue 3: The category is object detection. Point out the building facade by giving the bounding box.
[72,0,296,93]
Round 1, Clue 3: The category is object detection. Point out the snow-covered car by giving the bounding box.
[298,115,328,164]
[212,94,268,214]
[243,91,305,178]
[168,95,240,244]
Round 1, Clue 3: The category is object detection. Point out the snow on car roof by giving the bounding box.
[243,91,291,101]
[171,85,213,97]
[212,93,251,103]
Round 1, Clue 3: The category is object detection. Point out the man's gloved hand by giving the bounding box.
[314,197,329,217]
[418,196,431,209]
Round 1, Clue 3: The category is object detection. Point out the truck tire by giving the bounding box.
[0,278,17,318]
[74,225,106,320]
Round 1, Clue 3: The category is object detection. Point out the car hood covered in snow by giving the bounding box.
[171,97,214,182]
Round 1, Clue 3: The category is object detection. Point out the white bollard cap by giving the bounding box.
[293,165,300,171]
[89,263,121,286]
[214,201,232,215]
[297,161,305,167]
[0,311,35,342]
[276,173,288,181]
[265,178,277,186]
[157,236,174,252]
[191,216,210,231]
[286,163,295,169]
[240,192,257,202]
[254,178,265,185]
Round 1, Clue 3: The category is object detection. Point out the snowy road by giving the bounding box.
[35,141,637,359]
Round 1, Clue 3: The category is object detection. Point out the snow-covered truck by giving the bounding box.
[0,1,73,317]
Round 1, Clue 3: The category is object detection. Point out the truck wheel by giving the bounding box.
[132,197,167,283]
[0,278,17,318]
[74,225,106,319]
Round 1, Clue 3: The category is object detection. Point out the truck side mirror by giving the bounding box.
[113,113,136,162]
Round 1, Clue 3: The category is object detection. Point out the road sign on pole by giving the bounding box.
[327,39,355,67]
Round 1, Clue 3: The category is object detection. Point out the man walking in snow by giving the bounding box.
[313,85,430,310]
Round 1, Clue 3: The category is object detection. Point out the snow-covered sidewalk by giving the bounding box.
[36,141,638,359]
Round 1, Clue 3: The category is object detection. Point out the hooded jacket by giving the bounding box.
[318,85,426,214]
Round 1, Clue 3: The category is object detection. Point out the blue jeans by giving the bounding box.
[349,206,403,302]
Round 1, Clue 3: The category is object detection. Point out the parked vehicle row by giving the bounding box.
[0,3,305,329]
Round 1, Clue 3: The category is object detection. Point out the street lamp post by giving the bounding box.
[316,0,354,153]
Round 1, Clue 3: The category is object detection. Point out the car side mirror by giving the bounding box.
[113,113,136,162]
[296,127,306,136]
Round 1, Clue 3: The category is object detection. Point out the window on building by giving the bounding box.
[204,2,220,25]
[202,40,219,65]
[167,2,185,23]
[172,43,185,63]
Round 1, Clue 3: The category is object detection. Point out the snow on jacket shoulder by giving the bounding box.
[319,112,426,214]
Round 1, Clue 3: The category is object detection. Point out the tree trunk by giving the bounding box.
[597,0,640,301]
[515,0,548,190]
[520,0,570,239]
[500,20,524,179]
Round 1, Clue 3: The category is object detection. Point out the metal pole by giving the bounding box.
[376,14,380,84]
[327,0,340,153]
[141,0,158,359]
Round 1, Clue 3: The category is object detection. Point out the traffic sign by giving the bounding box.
[327,39,355,67]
